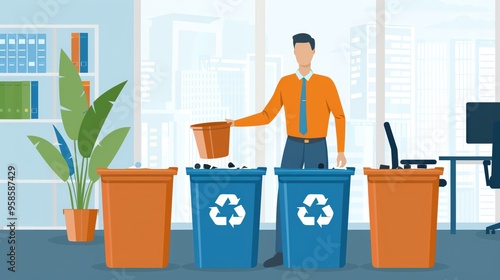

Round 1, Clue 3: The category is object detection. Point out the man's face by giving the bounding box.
[294,42,315,66]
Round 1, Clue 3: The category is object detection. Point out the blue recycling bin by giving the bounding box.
[275,167,355,268]
[186,167,266,268]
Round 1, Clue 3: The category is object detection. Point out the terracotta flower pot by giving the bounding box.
[190,121,231,159]
[63,209,98,242]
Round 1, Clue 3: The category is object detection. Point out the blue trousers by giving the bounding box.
[275,136,328,253]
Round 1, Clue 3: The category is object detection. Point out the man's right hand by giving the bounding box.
[225,119,234,127]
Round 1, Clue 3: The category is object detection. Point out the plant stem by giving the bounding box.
[69,175,77,209]
[78,155,86,209]
[84,181,95,209]
[82,157,89,208]
[66,181,74,209]
[73,141,81,208]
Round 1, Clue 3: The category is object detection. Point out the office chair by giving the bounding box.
[383,122,447,187]
[483,121,500,234]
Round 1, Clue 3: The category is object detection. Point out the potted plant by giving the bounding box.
[28,50,130,242]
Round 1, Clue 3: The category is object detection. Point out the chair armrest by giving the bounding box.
[439,179,447,187]
[401,159,437,165]
[483,160,491,186]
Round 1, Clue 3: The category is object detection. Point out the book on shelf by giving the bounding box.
[17,34,27,73]
[80,33,88,73]
[27,34,37,73]
[21,81,30,118]
[0,83,4,118]
[0,34,6,73]
[0,81,31,119]
[37,34,46,73]
[82,80,90,107]
[7,34,16,73]
[31,81,38,119]
[3,82,16,118]
[71,32,89,73]
[71,32,80,72]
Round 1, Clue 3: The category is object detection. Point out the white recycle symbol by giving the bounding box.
[297,194,334,227]
[209,194,246,228]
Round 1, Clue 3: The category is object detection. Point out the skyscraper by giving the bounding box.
[414,39,496,223]
[450,39,495,223]
[245,54,284,222]
[349,25,415,222]
[345,120,375,223]
[149,13,222,110]
[415,41,451,222]
[350,25,414,121]
[179,70,230,166]
[140,60,174,168]
[475,40,495,223]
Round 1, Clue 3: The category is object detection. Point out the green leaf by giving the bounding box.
[78,81,127,157]
[28,136,70,182]
[88,127,130,182]
[59,49,87,140]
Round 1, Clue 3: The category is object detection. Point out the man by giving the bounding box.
[226,33,346,267]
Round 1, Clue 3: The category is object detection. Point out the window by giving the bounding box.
[141,0,255,223]
[387,0,495,224]
[139,0,496,227]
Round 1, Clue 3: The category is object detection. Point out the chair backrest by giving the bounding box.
[383,122,399,169]
[490,121,500,188]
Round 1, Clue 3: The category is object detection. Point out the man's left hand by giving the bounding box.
[337,152,347,167]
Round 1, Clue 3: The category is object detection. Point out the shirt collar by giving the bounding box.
[296,69,313,81]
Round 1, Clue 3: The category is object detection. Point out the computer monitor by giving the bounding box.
[466,102,500,144]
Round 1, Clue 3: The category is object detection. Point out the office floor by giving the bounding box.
[0,230,499,280]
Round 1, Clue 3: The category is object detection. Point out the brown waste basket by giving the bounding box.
[190,121,231,159]
[363,167,444,268]
[98,167,178,268]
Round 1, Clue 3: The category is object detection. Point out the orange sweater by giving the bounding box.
[235,73,346,152]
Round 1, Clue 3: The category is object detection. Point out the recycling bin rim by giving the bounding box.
[274,167,355,176]
[363,167,443,176]
[186,167,267,175]
[97,167,178,182]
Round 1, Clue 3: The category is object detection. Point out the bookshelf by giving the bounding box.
[0,119,62,123]
[0,73,96,77]
[0,24,101,229]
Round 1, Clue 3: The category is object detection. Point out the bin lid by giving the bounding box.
[274,167,355,176]
[186,167,267,176]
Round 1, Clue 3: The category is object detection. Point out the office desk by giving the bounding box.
[439,156,492,234]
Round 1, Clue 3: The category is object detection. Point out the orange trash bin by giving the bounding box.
[363,167,444,268]
[97,168,178,268]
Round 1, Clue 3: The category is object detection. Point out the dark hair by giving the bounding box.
[293,33,315,50]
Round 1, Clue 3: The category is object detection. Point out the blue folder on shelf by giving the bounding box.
[27,34,37,73]
[7,34,17,73]
[17,34,27,73]
[0,34,6,73]
[80,33,88,73]
[31,81,38,119]
[37,34,46,73]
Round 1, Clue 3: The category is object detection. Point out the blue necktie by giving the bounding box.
[299,78,308,135]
